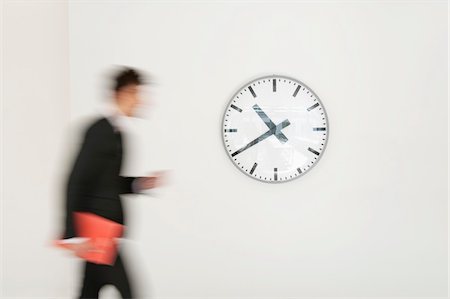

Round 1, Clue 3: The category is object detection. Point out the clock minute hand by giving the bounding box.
[231,119,291,157]
[252,104,288,144]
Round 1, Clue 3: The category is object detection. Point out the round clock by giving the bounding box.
[222,75,329,183]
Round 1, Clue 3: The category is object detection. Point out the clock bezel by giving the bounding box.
[221,74,330,183]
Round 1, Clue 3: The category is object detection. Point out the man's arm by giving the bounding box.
[118,176,141,194]
[120,174,166,194]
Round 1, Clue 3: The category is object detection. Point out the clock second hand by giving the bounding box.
[231,119,291,157]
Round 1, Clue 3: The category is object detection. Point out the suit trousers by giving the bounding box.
[78,251,134,298]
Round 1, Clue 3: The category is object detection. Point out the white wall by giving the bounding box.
[67,2,448,298]
[2,1,448,298]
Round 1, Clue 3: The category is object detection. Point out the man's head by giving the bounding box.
[112,67,147,117]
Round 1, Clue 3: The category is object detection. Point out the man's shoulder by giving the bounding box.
[85,116,113,134]
[81,116,116,142]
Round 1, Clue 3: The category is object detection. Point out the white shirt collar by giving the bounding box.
[100,104,129,133]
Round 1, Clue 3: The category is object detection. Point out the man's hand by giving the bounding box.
[67,239,103,257]
[135,171,168,191]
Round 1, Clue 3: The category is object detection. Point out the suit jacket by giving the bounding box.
[62,116,138,240]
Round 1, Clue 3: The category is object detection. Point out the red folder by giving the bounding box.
[54,212,124,265]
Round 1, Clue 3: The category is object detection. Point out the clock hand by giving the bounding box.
[231,119,291,157]
[252,104,288,144]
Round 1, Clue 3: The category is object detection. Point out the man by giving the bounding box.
[58,67,163,298]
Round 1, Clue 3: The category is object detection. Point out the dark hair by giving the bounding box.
[112,67,146,92]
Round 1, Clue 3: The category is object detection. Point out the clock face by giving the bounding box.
[222,75,329,183]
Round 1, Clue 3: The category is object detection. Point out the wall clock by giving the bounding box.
[222,75,329,183]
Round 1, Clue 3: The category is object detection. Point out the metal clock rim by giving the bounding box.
[221,74,330,184]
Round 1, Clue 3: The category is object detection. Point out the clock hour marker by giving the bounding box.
[248,86,257,98]
[273,79,276,92]
[313,127,326,131]
[274,168,278,181]
[230,104,242,112]
[224,129,238,133]
[307,103,319,111]
[308,147,320,156]
[297,168,302,174]
[293,85,300,97]
[250,163,258,175]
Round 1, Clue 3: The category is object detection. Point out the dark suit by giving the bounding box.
[62,115,139,298]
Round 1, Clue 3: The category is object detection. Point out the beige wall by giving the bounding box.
[2,1,74,297]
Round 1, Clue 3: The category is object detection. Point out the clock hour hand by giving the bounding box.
[231,119,291,157]
[252,104,288,144]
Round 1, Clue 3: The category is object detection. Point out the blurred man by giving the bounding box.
[58,67,163,298]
